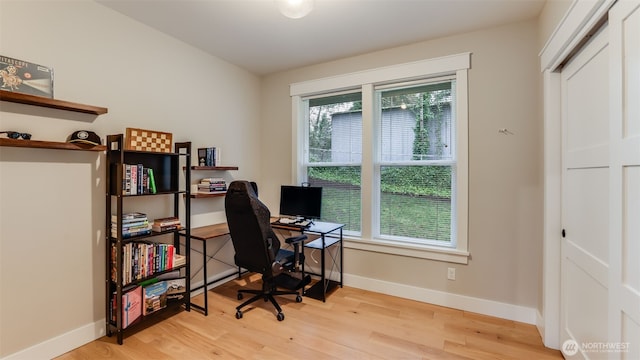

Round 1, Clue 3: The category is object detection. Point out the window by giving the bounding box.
[305,92,362,233]
[377,80,454,246]
[291,53,469,263]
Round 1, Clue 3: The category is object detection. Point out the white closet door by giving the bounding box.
[610,1,640,358]
[561,24,610,360]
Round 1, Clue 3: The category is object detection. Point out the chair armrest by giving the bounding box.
[285,234,307,244]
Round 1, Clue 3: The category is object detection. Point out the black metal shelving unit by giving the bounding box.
[105,134,191,345]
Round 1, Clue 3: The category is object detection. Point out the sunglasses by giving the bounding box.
[0,131,32,140]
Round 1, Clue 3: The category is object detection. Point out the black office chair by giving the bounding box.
[224,180,310,321]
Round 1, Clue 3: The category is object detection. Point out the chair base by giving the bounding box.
[235,277,304,321]
[235,289,302,321]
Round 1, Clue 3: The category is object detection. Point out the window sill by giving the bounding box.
[344,237,470,264]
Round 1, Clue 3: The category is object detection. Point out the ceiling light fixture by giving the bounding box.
[276,0,314,19]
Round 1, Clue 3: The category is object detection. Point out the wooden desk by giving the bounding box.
[182,223,241,315]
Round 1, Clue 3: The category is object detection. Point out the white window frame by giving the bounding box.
[290,53,470,264]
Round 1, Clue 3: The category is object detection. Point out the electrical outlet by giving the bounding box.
[447,267,456,280]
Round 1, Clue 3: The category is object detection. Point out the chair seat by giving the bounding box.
[275,272,311,290]
[276,248,304,269]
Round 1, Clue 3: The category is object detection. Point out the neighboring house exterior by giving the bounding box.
[330,106,452,162]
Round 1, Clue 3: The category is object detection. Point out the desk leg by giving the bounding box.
[202,240,208,315]
[340,228,343,288]
[190,239,209,316]
[301,243,306,295]
[321,234,326,302]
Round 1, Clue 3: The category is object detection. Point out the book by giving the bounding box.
[199,177,225,184]
[148,168,157,194]
[151,224,182,232]
[112,220,150,230]
[130,164,138,195]
[143,281,168,315]
[112,227,152,239]
[165,278,186,302]
[137,164,144,194]
[112,212,147,222]
[173,253,186,267]
[122,286,142,328]
[123,164,132,195]
[207,147,216,166]
[153,216,181,226]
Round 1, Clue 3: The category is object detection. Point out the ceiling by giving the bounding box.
[96,0,547,75]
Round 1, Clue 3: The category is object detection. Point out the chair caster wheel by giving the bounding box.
[237,293,243,300]
[276,312,285,321]
[236,310,243,319]
[296,295,303,303]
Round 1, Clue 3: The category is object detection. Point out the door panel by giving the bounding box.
[613,1,640,358]
[561,23,609,360]
[564,168,609,263]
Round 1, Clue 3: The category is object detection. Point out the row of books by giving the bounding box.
[197,147,219,167]
[111,212,152,238]
[122,164,157,195]
[112,213,184,238]
[111,276,186,328]
[197,177,227,194]
[110,241,186,285]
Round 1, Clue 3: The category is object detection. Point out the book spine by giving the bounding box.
[130,165,137,195]
[142,168,148,194]
[124,164,132,195]
[137,164,143,195]
[148,168,157,194]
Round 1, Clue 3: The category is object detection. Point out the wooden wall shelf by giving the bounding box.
[0,138,106,152]
[189,166,239,171]
[190,192,227,199]
[0,90,108,115]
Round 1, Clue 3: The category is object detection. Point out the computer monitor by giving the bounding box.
[279,185,322,220]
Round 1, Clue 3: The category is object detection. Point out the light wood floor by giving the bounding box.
[57,274,562,359]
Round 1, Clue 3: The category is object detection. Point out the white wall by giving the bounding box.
[0,0,260,357]
[260,19,544,321]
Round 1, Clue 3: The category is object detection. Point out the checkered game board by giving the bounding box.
[125,128,173,153]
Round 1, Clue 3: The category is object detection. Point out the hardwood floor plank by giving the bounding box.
[56,276,562,360]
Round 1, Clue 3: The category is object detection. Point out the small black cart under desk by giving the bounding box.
[272,220,344,302]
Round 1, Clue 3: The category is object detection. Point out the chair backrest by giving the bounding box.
[224,180,280,275]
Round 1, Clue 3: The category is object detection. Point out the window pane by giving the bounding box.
[308,92,362,163]
[379,165,451,242]
[308,166,361,233]
[380,82,453,161]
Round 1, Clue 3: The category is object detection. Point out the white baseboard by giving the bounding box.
[345,274,538,325]
[1,320,105,360]
[536,309,546,341]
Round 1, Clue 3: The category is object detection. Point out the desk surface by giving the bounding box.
[271,219,344,235]
[187,223,229,240]
[306,221,344,234]
[186,221,343,240]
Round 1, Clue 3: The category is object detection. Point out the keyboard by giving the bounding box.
[275,218,312,228]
